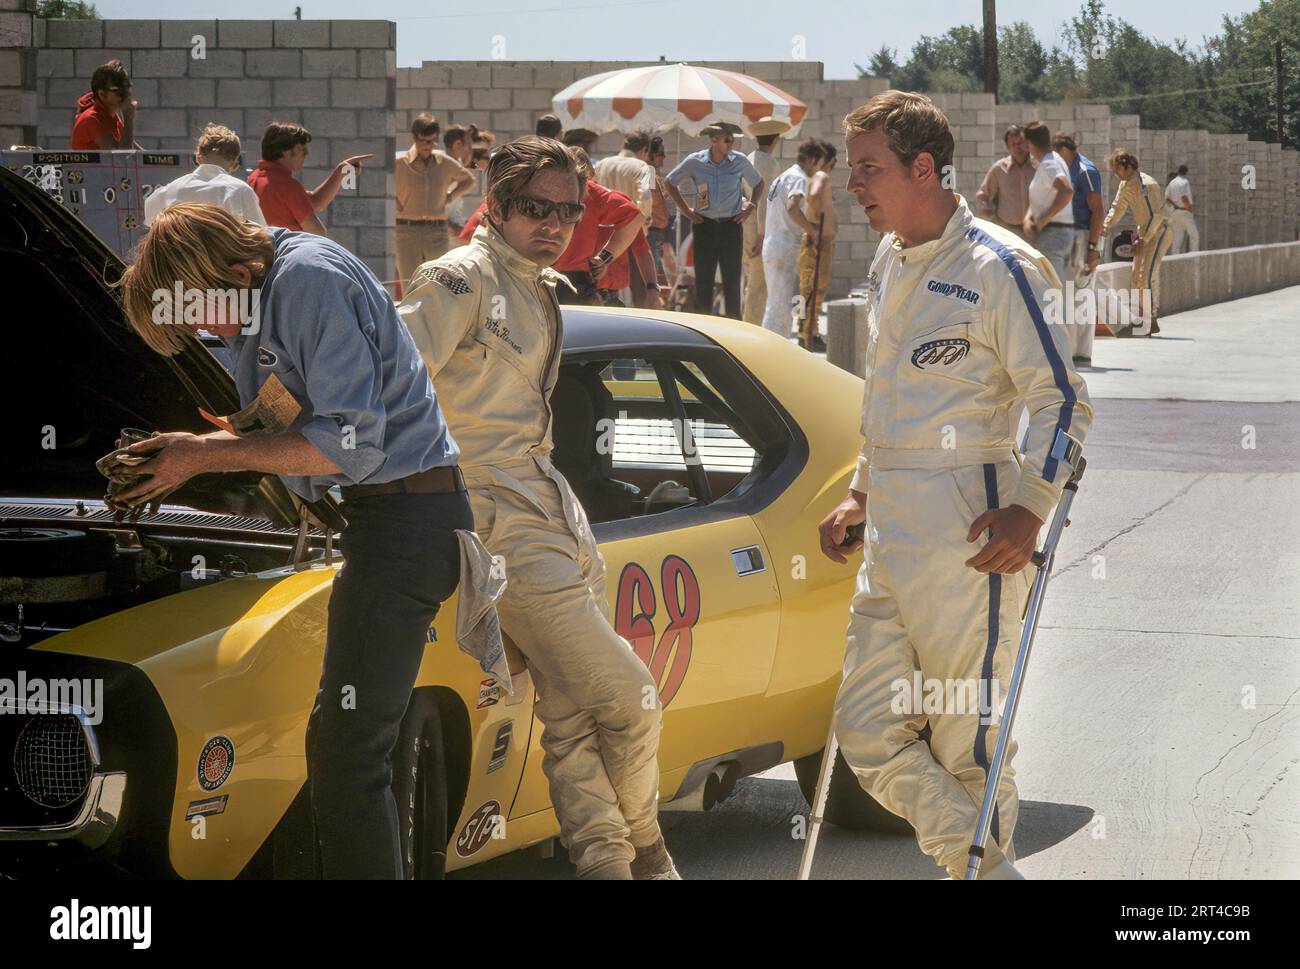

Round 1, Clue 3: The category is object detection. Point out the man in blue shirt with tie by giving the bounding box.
[663,122,764,318]
[114,202,471,879]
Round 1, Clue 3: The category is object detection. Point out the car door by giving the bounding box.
[508,349,784,818]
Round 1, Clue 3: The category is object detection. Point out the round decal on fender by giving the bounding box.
[454,800,502,857]
[198,736,235,791]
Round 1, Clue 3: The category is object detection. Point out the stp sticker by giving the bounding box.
[455,800,502,857]
[197,736,235,791]
[185,795,229,818]
[476,678,501,709]
[487,721,512,774]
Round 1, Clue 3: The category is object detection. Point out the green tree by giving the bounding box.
[37,0,100,17]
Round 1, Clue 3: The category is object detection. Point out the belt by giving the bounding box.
[397,217,449,225]
[867,445,1019,470]
[340,465,466,500]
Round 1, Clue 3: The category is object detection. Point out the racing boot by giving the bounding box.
[630,836,681,880]
[579,857,633,880]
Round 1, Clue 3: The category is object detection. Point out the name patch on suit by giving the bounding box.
[926,279,981,305]
[911,338,971,370]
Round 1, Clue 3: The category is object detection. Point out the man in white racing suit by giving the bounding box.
[399,136,676,880]
[819,92,1093,880]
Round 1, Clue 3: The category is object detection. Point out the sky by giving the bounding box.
[96,0,1263,79]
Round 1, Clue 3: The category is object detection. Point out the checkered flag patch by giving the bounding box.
[418,265,472,295]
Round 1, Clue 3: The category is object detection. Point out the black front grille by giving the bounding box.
[0,501,316,536]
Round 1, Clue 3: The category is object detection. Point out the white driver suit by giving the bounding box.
[398,223,662,876]
[834,195,1092,878]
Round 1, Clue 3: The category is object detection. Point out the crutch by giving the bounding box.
[964,427,1085,878]
[796,428,1085,880]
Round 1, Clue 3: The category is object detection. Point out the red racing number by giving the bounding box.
[613,555,701,708]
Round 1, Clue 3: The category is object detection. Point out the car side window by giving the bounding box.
[550,351,775,528]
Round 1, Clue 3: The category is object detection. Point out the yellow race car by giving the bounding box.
[0,167,899,879]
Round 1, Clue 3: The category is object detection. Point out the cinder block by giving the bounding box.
[74,49,131,79]
[216,79,272,107]
[491,64,533,88]
[533,64,575,88]
[126,78,158,106]
[133,108,189,138]
[302,109,358,137]
[100,22,157,52]
[46,77,86,109]
[45,19,102,49]
[246,108,302,139]
[331,78,388,108]
[358,227,395,258]
[397,89,428,110]
[132,50,188,78]
[432,88,470,111]
[356,109,393,138]
[303,50,357,78]
[325,197,387,225]
[158,78,216,107]
[218,21,272,48]
[450,65,491,88]
[37,48,74,79]
[274,20,330,49]
[471,88,510,110]
[187,50,245,78]
[246,50,302,79]
[490,109,530,130]
[410,62,449,88]
[512,88,553,111]
[274,79,329,107]
[325,225,358,253]
[330,20,392,49]
[359,49,394,78]
[161,21,215,48]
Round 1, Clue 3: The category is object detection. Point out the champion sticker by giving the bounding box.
[197,736,235,791]
[185,795,229,818]
[911,337,971,370]
[476,678,501,709]
[455,800,503,857]
[257,347,278,367]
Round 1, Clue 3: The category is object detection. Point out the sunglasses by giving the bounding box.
[509,195,586,224]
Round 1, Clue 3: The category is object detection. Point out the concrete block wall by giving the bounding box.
[0,0,37,146]
[30,19,397,284]
[400,60,892,300]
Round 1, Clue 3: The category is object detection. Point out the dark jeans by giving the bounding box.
[693,217,743,318]
[305,489,472,879]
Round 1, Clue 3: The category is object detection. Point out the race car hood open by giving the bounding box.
[0,167,341,531]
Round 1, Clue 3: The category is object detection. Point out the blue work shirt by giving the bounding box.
[1068,152,1103,230]
[665,148,762,218]
[223,229,459,501]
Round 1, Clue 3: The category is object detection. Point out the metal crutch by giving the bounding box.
[796,428,1085,880]
[965,428,1085,879]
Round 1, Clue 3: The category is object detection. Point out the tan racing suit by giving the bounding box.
[398,222,662,877]
[1102,171,1172,323]
[834,195,1093,878]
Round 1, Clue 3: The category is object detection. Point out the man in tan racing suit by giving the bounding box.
[1094,148,1171,335]
[398,136,677,880]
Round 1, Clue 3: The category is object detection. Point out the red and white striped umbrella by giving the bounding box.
[552,63,807,137]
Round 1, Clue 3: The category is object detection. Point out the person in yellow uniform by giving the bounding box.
[397,136,677,881]
[1094,148,1171,335]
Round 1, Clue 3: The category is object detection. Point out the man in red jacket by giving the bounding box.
[71,60,139,150]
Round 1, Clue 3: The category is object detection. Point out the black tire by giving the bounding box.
[391,689,451,880]
[794,747,916,835]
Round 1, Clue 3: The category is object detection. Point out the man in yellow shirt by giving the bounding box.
[1096,148,1171,335]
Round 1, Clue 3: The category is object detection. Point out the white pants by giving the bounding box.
[835,451,1031,878]
[1169,209,1198,253]
[1066,228,1096,360]
[761,241,800,335]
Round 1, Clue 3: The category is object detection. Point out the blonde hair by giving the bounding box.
[196,123,241,163]
[117,203,273,356]
[843,90,954,173]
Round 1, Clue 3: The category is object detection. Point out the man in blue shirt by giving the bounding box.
[1053,135,1105,364]
[114,202,471,879]
[663,122,764,318]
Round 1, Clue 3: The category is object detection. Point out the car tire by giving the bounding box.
[793,746,916,836]
[391,689,451,880]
